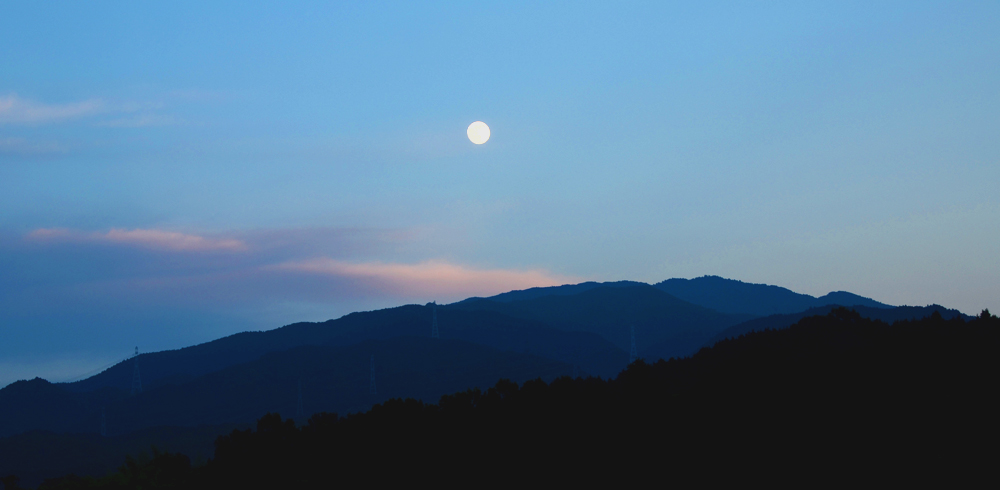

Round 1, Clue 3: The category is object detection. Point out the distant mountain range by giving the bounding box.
[1,275,971,484]
[65,305,625,395]
[707,303,970,346]
[448,284,753,361]
[8,308,996,488]
[463,276,890,316]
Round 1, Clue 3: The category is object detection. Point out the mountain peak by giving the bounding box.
[654,276,891,316]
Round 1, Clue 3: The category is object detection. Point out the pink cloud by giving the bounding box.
[18,227,575,307]
[271,258,576,297]
[27,228,247,252]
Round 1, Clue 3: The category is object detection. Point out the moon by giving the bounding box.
[467,121,490,144]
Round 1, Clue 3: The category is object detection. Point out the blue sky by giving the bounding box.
[2,1,998,387]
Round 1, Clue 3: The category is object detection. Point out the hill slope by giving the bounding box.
[23,309,998,488]
[655,275,891,315]
[66,305,625,394]
[102,337,573,435]
[62,278,889,395]
[708,303,971,346]
[0,337,575,438]
[448,284,752,359]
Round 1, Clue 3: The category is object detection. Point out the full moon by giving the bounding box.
[467,121,490,144]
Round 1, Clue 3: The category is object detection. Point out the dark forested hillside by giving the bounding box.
[101,337,574,435]
[27,308,998,488]
[708,303,971,345]
[1,338,576,440]
[0,278,977,487]
[0,424,239,489]
[64,304,624,394]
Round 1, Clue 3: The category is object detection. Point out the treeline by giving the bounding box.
[18,308,1000,488]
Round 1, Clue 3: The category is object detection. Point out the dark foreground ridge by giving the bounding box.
[16,308,997,488]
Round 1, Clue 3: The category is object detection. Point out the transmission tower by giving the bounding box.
[295,379,304,420]
[431,302,440,339]
[130,347,142,395]
[100,407,107,437]
[629,326,638,364]
[369,355,377,395]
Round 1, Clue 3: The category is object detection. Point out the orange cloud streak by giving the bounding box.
[272,258,576,297]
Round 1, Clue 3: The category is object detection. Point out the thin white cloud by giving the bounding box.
[27,228,248,252]
[96,114,181,128]
[101,229,247,252]
[0,137,67,156]
[0,94,105,125]
[271,258,576,297]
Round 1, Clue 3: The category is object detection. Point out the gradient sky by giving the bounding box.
[2,1,998,387]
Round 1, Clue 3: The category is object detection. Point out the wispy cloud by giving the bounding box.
[4,225,583,366]
[0,137,68,157]
[101,229,247,252]
[15,225,577,306]
[0,94,105,125]
[96,114,181,128]
[27,228,248,252]
[0,93,182,127]
[271,258,574,297]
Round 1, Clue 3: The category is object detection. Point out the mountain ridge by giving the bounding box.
[447,284,753,356]
[0,337,577,438]
[654,275,891,315]
[708,303,971,346]
[64,305,626,393]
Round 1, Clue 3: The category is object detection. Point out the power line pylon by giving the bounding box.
[369,355,377,395]
[130,347,142,395]
[629,326,638,364]
[431,302,440,339]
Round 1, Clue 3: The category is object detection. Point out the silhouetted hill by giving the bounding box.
[447,284,752,358]
[654,275,890,315]
[25,309,998,488]
[708,304,972,346]
[465,276,892,317]
[66,305,625,394]
[814,290,890,309]
[0,379,126,438]
[0,379,83,437]
[59,278,888,397]
[1,337,576,439]
[100,337,573,435]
